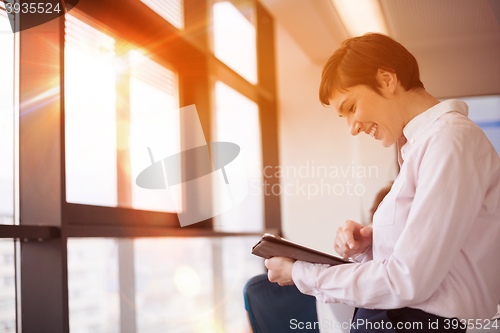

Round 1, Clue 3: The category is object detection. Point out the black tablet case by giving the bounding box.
[252,233,352,266]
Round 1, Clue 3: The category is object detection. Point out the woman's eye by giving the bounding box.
[349,105,355,113]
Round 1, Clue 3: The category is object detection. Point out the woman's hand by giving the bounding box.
[265,257,296,286]
[334,220,373,258]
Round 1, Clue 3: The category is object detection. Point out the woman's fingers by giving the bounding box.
[337,226,347,244]
[360,225,373,238]
[343,220,360,250]
[334,220,372,258]
[266,257,295,285]
[335,227,349,256]
[335,226,355,257]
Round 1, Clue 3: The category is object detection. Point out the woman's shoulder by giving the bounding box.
[419,111,500,169]
[435,110,479,130]
[425,111,489,145]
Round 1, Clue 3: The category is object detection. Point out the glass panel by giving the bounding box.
[0,9,14,225]
[134,238,215,332]
[128,52,180,213]
[213,81,263,232]
[213,0,257,84]
[140,0,184,29]
[0,240,16,333]
[65,15,181,213]
[461,95,500,155]
[65,14,118,207]
[221,236,263,333]
[67,237,264,332]
[67,238,120,333]
[134,237,264,332]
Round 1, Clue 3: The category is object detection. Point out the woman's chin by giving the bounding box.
[380,137,394,148]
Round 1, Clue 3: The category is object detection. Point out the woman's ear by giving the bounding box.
[377,69,398,95]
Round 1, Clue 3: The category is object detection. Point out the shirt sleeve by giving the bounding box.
[353,244,373,263]
[292,126,488,309]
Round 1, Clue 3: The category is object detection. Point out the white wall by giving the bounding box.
[275,22,398,253]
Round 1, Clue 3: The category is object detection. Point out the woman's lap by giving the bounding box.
[351,307,467,333]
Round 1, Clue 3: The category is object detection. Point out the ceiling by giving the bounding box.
[260,0,500,98]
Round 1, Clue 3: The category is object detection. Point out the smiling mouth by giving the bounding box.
[368,124,378,138]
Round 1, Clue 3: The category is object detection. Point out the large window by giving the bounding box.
[0,0,279,332]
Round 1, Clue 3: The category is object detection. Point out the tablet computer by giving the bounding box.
[252,233,352,266]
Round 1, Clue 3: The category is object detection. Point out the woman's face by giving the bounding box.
[329,83,404,148]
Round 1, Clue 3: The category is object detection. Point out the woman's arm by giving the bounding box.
[290,125,493,310]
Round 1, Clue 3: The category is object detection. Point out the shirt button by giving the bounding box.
[409,138,415,144]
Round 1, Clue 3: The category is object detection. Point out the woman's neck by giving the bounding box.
[399,88,440,127]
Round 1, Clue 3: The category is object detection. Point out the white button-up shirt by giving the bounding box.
[292,100,500,320]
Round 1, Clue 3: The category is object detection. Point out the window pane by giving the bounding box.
[129,52,180,213]
[134,238,215,332]
[0,240,16,333]
[213,0,257,84]
[67,237,264,332]
[461,95,500,155]
[65,15,181,213]
[65,14,118,207]
[0,9,14,225]
[134,237,264,332]
[140,0,184,29]
[213,82,263,232]
[67,238,120,333]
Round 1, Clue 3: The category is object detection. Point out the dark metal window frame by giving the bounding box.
[0,0,281,332]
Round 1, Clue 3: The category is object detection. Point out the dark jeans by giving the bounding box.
[351,307,467,333]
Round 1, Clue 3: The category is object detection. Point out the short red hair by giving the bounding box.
[319,33,424,106]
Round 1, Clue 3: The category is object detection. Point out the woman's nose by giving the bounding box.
[348,119,362,136]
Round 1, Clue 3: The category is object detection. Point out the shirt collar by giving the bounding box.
[402,99,469,144]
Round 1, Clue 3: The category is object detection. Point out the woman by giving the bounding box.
[265,33,500,332]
